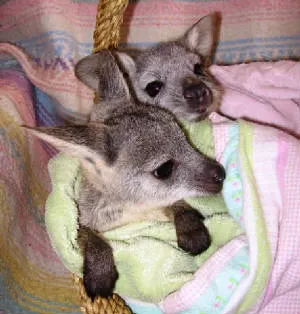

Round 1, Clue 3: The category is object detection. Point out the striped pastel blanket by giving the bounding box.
[122,113,300,314]
[1,0,300,313]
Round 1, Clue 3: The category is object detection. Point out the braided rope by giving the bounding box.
[74,1,132,313]
[93,0,129,52]
[74,275,132,314]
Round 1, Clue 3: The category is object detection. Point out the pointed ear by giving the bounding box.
[24,125,119,180]
[23,125,97,160]
[181,14,215,56]
[75,50,130,100]
[115,52,137,77]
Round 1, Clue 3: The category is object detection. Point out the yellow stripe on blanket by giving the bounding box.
[237,121,272,313]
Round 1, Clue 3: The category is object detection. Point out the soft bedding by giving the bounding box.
[1,0,300,313]
[1,42,300,313]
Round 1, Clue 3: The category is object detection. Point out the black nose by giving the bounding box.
[209,164,226,184]
[183,83,211,110]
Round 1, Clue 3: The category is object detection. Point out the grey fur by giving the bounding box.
[24,50,225,298]
[116,14,222,121]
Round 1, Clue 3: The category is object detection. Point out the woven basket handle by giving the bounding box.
[75,1,132,313]
[93,0,129,52]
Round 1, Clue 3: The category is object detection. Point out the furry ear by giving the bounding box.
[75,53,101,91]
[115,52,137,77]
[24,125,93,155]
[23,125,110,166]
[182,14,215,56]
[75,50,130,100]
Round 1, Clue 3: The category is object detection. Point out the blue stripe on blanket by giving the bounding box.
[16,31,93,58]
[33,87,64,126]
[11,31,299,66]
[0,272,36,314]
[0,57,23,70]
[182,246,249,314]
[32,87,63,156]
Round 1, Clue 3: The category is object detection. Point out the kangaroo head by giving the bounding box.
[26,50,225,211]
[116,14,222,122]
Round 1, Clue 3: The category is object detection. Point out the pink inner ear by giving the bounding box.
[184,15,214,57]
[187,28,198,49]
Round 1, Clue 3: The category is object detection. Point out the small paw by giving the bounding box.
[177,227,211,255]
[83,264,118,300]
[175,209,211,255]
[82,230,118,300]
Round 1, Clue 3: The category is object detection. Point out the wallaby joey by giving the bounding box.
[117,14,221,122]
[25,50,225,299]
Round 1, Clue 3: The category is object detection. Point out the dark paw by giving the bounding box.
[83,229,118,300]
[177,226,211,255]
[175,209,211,255]
[83,263,118,300]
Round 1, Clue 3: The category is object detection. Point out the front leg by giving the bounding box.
[173,203,211,255]
[78,227,118,300]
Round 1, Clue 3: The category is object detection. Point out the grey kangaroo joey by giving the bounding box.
[116,13,222,122]
[24,50,225,300]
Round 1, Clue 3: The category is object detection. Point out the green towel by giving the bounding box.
[45,119,242,303]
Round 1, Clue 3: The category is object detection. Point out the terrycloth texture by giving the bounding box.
[5,86,299,314]
[44,105,300,312]
[46,150,242,303]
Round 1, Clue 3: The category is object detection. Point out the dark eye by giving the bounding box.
[193,63,203,76]
[153,159,174,180]
[145,81,163,98]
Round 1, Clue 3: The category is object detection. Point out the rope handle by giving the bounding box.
[75,1,132,313]
[74,275,132,314]
[93,0,129,52]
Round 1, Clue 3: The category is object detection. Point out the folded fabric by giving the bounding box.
[210,61,300,136]
[121,113,300,314]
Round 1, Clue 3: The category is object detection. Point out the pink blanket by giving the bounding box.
[211,61,300,136]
